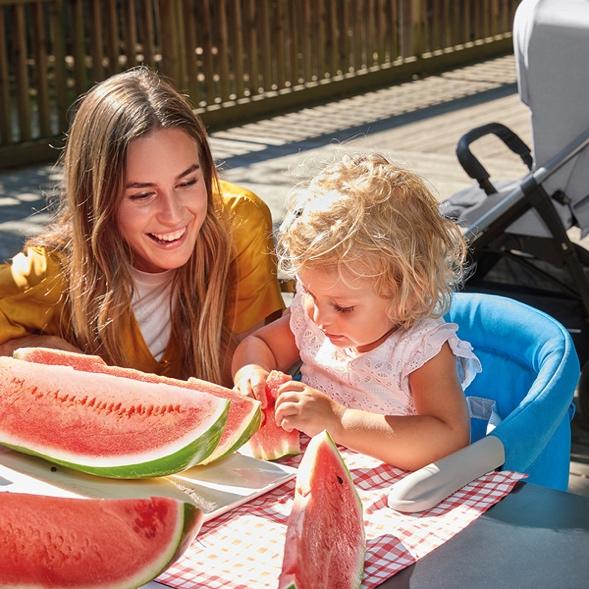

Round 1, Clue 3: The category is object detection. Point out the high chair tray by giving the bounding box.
[0,446,296,522]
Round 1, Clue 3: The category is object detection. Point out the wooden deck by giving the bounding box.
[1,53,588,496]
[211,54,530,217]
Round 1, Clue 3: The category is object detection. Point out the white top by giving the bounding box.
[289,289,482,415]
[129,267,174,361]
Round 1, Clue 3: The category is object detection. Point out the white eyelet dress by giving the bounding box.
[289,289,482,415]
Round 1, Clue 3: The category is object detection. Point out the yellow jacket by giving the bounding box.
[0,181,284,377]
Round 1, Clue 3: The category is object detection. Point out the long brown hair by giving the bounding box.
[30,68,232,382]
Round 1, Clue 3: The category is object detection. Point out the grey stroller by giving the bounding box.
[441,0,589,420]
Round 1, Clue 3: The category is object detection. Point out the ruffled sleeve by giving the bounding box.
[399,318,482,390]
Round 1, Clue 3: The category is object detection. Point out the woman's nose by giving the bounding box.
[157,190,183,223]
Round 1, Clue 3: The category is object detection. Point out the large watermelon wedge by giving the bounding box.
[14,347,262,465]
[0,493,201,588]
[246,370,301,461]
[279,431,365,589]
[0,357,229,478]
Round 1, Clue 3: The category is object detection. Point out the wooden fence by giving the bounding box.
[0,0,520,168]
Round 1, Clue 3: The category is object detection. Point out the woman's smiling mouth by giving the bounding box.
[148,226,187,245]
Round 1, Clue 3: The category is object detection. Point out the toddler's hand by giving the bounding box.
[274,382,344,438]
[232,364,270,408]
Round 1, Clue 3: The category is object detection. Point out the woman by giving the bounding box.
[0,68,284,385]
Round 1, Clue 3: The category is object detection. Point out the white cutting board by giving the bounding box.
[0,446,296,522]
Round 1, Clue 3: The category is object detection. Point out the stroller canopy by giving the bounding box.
[514,0,589,235]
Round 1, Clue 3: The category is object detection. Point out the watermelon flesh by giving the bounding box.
[0,493,201,588]
[13,346,107,369]
[14,347,262,465]
[186,377,261,465]
[246,370,301,461]
[0,357,229,478]
[279,430,365,589]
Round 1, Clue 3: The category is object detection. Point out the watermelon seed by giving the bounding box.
[50,466,57,472]
[336,475,344,485]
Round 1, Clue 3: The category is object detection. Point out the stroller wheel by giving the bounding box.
[578,362,589,429]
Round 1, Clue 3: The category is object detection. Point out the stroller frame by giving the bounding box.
[442,0,589,424]
[448,123,589,419]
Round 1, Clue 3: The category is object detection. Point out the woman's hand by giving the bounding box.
[0,335,82,357]
[233,364,270,407]
[274,381,345,438]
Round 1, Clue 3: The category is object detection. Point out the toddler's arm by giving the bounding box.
[276,343,470,470]
[231,313,300,405]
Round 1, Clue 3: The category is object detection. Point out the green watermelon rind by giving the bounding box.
[153,501,202,578]
[198,404,262,465]
[0,402,229,479]
[116,500,202,588]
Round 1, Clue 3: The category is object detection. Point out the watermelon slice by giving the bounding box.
[279,430,365,589]
[0,493,201,588]
[14,347,262,465]
[187,377,261,465]
[0,357,229,478]
[13,346,108,369]
[246,370,301,461]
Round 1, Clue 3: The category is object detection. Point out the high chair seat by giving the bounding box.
[388,292,578,512]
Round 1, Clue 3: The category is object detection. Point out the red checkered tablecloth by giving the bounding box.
[157,447,525,589]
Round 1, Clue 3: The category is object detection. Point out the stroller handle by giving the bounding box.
[456,122,533,195]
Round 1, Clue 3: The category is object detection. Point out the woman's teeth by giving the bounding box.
[149,227,186,242]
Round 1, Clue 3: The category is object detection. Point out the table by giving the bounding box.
[146,481,589,589]
[380,482,589,589]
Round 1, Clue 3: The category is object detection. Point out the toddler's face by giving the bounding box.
[299,265,396,353]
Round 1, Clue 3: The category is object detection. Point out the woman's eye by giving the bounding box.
[334,304,354,314]
[177,178,198,189]
[129,191,155,201]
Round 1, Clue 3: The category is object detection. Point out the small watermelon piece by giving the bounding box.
[246,370,301,461]
[0,493,201,588]
[14,347,262,465]
[279,430,365,589]
[0,357,229,478]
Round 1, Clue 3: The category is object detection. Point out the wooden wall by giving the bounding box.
[0,0,519,168]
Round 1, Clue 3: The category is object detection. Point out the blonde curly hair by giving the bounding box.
[277,153,467,329]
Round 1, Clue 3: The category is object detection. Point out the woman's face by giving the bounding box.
[117,127,208,273]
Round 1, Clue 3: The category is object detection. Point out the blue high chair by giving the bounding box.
[388,292,579,512]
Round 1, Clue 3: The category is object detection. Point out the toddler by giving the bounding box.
[232,154,481,469]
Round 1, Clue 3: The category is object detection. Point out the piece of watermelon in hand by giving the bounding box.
[246,370,301,461]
